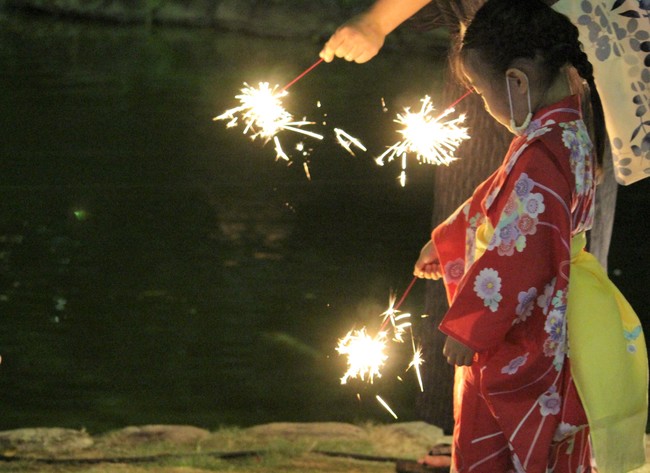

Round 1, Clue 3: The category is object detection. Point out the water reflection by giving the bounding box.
[0,12,442,432]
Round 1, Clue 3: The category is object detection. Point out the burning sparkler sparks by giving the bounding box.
[408,342,425,393]
[376,395,398,420]
[336,277,425,417]
[334,128,367,156]
[380,293,413,343]
[337,327,388,385]
[214,82,323,171]
[376,94,470,186]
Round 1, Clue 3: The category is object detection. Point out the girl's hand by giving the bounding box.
[319,15,386,63]
[413,240,442,280]
[443,336,475,366]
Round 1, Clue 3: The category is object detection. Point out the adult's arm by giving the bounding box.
[319,0,432,63]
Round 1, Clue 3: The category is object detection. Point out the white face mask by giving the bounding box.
[506,74,532,136]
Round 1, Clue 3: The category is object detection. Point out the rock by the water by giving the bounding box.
[0,427,93,455]
[99,424,211,446]
[245,421,366,440]
[369,421,447,457]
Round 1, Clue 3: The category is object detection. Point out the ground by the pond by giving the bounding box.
[0,422,649,473]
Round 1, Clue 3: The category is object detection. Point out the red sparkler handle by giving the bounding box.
[282,58,325,91]
[379,276,419,331]
[444,89,474,112]
[394,276,418,311]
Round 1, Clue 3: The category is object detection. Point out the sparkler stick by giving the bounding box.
[282,58,324,91]
[446,88,474,111]
[393,276,417,314]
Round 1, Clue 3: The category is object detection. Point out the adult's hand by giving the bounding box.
[319,0,432,63]
[319,15,385,63]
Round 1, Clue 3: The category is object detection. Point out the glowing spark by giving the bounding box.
[273,136,289,161]
[376,95,469,182]
[215,82,323,163]
[303,162,311,180]
[337,327,388,384]
[380,294,412,342]
[376,395,398,419]
[408,343,425,392]
[334,128,367,156]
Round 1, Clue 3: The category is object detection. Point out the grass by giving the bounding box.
[0,422,445,473]
[1,422,650,473]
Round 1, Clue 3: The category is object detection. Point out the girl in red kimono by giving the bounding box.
[413,1,648,472]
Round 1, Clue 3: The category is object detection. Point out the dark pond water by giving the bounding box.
[0,11,647,434]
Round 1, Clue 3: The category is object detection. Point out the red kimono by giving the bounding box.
[433,96,595,473]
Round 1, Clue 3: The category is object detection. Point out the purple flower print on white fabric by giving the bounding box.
[499,222,520,244]
[553,422,582,442]
[473,268,502,312]
[561,121,594,196]
[538,387,562,416]
[537,278,556,315]
[488,173,545,258]
[501,353,529,375]
[543,303,567,370]
[525,118,554,141]
[515,287,538,323]
[545,309,565,343]
[514,173,535,198]
[523,192,545,218]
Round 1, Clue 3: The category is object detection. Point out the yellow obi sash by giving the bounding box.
[568,232,648,473]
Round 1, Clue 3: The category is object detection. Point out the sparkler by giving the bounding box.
[336,277,424,417]
[377,91,473,186]
[214,82,323,144]
[214,59,326,175]
[337,327,388,385]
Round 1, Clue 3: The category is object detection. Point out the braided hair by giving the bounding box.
[458,0,606,167]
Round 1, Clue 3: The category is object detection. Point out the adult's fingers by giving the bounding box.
[319,32,345,62]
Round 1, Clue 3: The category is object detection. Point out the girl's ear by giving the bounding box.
[505,68,529,95]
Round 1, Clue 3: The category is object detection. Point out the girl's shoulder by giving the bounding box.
[483,123,577,213]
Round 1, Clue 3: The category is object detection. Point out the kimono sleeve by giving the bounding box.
[430,198,471,304]
[439,144,573,352]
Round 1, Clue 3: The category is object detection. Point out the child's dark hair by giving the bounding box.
[457,0,606,167]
